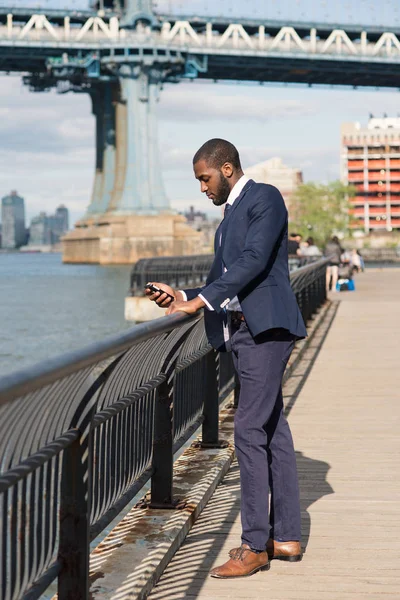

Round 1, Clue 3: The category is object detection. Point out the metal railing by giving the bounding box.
[0,258,328,600]
[130,254,320,296]
[360,247,400,262]
[130,254,214,295]
[290,258,329,324]
[0,313,235,600]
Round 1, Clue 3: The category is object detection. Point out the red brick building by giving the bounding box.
[341,117,400,232]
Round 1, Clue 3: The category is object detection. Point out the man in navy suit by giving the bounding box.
[146,139,307,578]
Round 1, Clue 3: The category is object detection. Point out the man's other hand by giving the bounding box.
[166,297,205,315]
[145,282,178,308]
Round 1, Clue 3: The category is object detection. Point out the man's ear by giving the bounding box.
[221,162,234,178]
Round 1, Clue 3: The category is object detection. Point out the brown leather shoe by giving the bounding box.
[229,539,302,562]
[266,539,302,562]
[210,544,269,578]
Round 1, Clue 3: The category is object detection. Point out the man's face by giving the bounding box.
[193,159,231,206]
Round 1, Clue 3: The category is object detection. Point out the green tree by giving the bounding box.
[289,181,355,247]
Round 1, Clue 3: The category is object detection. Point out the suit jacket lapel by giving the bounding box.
[213,179,255,257]
[227,179,255,220]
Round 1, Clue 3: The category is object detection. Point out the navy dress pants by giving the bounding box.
[230,321,301,551]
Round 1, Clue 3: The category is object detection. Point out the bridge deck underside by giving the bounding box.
[1,47,400,88]
[199,55,400,87]
[149,268,400,599]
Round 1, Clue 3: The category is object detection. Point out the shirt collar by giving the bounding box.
[226,175,250,206]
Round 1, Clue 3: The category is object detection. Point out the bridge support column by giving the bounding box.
[84,82,118,219]
[63,68,202,264]
[106,68,169,214]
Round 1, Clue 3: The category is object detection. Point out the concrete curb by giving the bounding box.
[88,299,335,600]
[89,410,236,599]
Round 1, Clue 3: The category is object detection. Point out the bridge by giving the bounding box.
[1,260,399,599]
[2,1,400,263]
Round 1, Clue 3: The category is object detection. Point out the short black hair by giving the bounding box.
[193,138,241,171]
[289,232,298,238]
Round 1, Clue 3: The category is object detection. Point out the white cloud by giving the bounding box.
[159,83,316,122]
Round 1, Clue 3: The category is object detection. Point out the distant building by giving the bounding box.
[183,206,219,251]
[341,116,400,232]
[54,205,69,235]
[29,212,52,246]
[1,191,26,249]
[184,206,207,228]
[28,205,69,248]
[245,157,303,210]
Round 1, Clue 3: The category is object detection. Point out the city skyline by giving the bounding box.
[0,189,69,248]
[2,75,400,226]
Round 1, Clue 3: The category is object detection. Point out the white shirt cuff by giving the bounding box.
[179,290,187,301]
[198,293,214,311]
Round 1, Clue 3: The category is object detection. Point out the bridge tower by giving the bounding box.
[62,0,201,264]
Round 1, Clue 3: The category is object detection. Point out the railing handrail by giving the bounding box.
[0,311,198,407]
[291,256,330,277]
[0,257,330,406]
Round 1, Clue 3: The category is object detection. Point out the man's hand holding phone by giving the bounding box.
[145,282,179,308]
[145,282,205,314]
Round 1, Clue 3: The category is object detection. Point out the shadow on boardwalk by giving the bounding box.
[296,451,334,553]
[149,452,334,599]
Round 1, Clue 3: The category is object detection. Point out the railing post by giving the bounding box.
[150,380,174,508]
[200,350,228,448]
[58,433,90,600]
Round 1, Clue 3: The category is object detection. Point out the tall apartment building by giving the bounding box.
[54,205,69,234]
[245,157,303,210]
[341,117,400,232]
[1,191,26,249]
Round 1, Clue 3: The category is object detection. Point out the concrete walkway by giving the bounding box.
[149,268,400,600]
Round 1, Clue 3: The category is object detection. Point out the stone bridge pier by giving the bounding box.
[63,67,201,264]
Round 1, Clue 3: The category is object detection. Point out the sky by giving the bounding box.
[2,76,400,225]
[1,1,400,225]
[2,0,400,28]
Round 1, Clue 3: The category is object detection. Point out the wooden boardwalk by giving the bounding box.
[149,268,400,600]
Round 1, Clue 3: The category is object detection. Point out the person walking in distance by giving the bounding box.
[324,235,343,292]
[146,139,307,578]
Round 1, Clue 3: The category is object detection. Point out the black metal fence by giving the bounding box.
[130,255,214,295]
[0,258,329,600]
[360,247,400,263]
[291,258,328,324]
[0,314,235,600]
[130,254,321,296]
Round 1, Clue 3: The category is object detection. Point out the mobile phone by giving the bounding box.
[145,282,175,302]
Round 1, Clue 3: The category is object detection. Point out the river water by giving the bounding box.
[0,253,133,377]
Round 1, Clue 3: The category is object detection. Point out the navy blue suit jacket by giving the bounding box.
[184,179,307,350]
